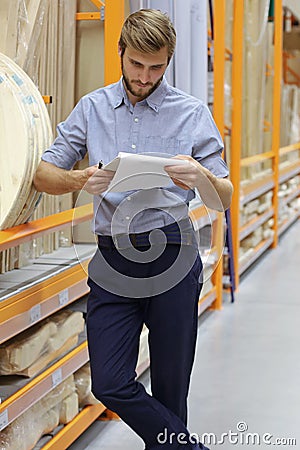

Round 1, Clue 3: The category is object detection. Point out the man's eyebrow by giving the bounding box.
[129,57,142,64]
[128,57,165,68]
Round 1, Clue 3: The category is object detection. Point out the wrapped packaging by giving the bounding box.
[0,321,57,374]
[0,375,77,450]
[0,310,84,376]
[59,392,79,424]
[74,363,99,408]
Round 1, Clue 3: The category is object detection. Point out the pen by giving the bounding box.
[98,160,103,169]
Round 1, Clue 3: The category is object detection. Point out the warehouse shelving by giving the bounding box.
[239,237,274,275]
[278,211,300,236]
[0,204,93,253]
[229,0,300,284]
[240,176,275,205]
[0,1,228,448]
[0,210,118,449]
[279,161,300,183]
[0,260,89,343]
[283,186,300,205]
[239,208,274,241]
[0,343,89,431]
[0,200,222,448]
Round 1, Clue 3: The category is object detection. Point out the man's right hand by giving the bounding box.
[33,161,115,195]
[83,166,115,195]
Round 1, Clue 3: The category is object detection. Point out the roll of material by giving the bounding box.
[0,52,52,230]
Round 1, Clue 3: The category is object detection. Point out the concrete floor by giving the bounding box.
[69,221,300,450]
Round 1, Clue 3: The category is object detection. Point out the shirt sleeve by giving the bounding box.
[192,103,229,178]
[41,98,88,170]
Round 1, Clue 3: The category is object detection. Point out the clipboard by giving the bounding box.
[103,152,190,192]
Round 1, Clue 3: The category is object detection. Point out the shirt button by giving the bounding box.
[134,117,139,123]
[131,144,136,149]
[126,216,130,220]
[127,196,131,201]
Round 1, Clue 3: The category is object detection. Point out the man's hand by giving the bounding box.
[164,155,200,190]
[33,160,115,195]
[165,155,233,212]
[83,166,115,195]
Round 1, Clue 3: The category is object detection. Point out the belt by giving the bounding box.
[97,220,196,250]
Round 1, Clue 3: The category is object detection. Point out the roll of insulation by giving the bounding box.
[0,52,52,230]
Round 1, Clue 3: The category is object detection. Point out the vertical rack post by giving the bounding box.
[230,0,244,288]
[212,0,226,309]
[104,0,124,86]
[271,0,283,248]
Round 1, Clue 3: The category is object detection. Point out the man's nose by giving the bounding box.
[139,68,151,84]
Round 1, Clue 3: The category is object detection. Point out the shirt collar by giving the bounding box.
[113,79,126,109]
[145,76,168,112]
[113,76,169,112]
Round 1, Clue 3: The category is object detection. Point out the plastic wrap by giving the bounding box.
[242,0,271,182]
[15,0,49,73]
[278,176,300,226]
[59,392,79,424]
[0,310,84,376]
[223,0,234,167]
[0,406,60,450]
[240,191,273,228]
[74,363,100,408]
[0,376,76,450]
[0,321,57,374]
[280,84,300,148]
[47,310,84,352]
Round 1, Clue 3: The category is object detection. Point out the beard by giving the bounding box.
[121,57,163,101]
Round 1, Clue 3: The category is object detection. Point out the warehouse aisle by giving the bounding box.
[69,221,300,450]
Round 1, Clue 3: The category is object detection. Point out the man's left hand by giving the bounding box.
[164,155,202,190]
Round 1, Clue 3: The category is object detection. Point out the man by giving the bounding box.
[34,9,232,449]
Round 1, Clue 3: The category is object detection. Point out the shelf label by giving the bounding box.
[59,289,69,307]
[0,409,8,431]
[30,304,41,324]
[52,368,63,388]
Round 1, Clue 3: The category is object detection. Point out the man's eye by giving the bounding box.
[132,61,142,67]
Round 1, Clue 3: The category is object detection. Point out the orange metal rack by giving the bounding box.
[0,1,125,447]
[229,0,300,285]
[0,208,223,448]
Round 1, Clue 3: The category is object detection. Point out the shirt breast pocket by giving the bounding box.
[143,136,193,158]
[142,136,181,156]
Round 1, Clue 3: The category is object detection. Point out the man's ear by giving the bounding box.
[118,45,122,57]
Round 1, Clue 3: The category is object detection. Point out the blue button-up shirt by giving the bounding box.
[42,77,229,235]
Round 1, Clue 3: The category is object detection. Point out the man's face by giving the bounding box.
[121,46,169,104]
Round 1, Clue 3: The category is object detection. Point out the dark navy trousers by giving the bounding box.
[86,241,210,450]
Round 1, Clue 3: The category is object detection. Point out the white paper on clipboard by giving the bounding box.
[103,152,190,192]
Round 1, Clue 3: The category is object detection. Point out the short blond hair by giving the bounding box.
[119,9,176,62]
